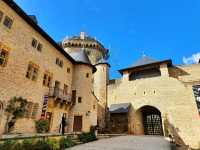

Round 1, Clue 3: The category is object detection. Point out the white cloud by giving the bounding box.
[183,52,200,64]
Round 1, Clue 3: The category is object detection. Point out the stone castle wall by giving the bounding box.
[107,64,200,148]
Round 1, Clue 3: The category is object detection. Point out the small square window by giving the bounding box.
[37,43,43,52]
[78,97,82,103]
[0,11,3,22]
[67,68,70,73]
[3,16,13,29]
[32,38,37,48]
[86,73,89,78]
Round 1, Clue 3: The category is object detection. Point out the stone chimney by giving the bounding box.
[80,32,86,40]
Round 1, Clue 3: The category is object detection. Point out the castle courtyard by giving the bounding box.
[1,0,200,149]
[69,136,171,150]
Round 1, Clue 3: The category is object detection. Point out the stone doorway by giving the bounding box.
[135,106,163,136]
[73,116,82,132]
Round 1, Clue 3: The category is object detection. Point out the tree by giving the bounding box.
[5,97,28,133]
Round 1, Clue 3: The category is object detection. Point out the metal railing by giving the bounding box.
[49,87,72,102]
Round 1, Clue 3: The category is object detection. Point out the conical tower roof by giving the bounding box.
[69,49,97,73]
[95,58,111,67]
[69,49,91,64]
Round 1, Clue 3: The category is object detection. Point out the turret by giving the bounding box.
[93,58,110,130]
[68,49,98,132]
[62,32,109,65]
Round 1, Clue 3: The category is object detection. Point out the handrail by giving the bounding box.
[49,87,72,102]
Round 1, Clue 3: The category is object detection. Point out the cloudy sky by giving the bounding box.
[15,0,200,78]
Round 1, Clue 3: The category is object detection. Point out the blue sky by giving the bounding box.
[15,0,200,79]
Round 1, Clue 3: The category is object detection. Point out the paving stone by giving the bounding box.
[68,136,171,150]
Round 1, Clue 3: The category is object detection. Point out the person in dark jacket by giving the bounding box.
[61,114,66,135]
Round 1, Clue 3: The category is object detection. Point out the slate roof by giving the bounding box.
[118,55,172,74]
[131,56,158,67]
[69,49,97,73]
[95,58,111,67]
[109,103,131,113]
[69,49,91,64]
[3,0,75,63]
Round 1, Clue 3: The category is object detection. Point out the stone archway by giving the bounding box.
[135,105,163,136]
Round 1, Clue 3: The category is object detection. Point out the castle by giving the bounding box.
[0,0,200,148]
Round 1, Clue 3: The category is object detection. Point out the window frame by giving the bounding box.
[26,63,39,81]
[3,16,13,29]
[0,48,9,67]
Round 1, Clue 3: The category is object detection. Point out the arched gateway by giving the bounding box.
[136,106,163,136]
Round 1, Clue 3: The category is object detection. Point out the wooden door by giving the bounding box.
[73,116,82,132]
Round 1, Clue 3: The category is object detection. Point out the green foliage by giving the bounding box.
[78,132,97,143]
[35,119,49,133]
[0,140,17,150]
[47,139,60,150]
[59,137,75,149]
[0,137,77,150]
[32,140,51,150]
[6,97,28,118]
[5,97,28,133]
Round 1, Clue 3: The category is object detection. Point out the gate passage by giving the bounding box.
[142,106,163,136]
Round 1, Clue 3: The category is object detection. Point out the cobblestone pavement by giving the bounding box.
[68,136,171,150]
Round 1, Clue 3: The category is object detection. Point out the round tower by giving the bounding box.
[62,32,109,65]
[93,58,110,130]
[68,50,97,132]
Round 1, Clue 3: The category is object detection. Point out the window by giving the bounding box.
[43,72,52,87]
[192,85,200,113]
[78,97,82,103]
[60,60,63,68]
[129,68,161,81]
[0,49,8,67]
[31,38,43,52]
[64,84,68,95]
[3,16,13,29]
[25,102,33,118]
[26,63,39,81]
[32,38,37,48]
[37,43,43,52]
[56,58,59,65]
[56,58,63,68]
[31,103,39,119]
[0,11,3,22]
[86,73,89,78]
[67,68,71,73]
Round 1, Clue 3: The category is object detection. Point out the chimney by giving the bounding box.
[28,15,38,24]
[80,32,86,40]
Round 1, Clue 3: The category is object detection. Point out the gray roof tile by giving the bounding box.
[69,49,91,64]
[132,55,158,67]
[109,103,131,113]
